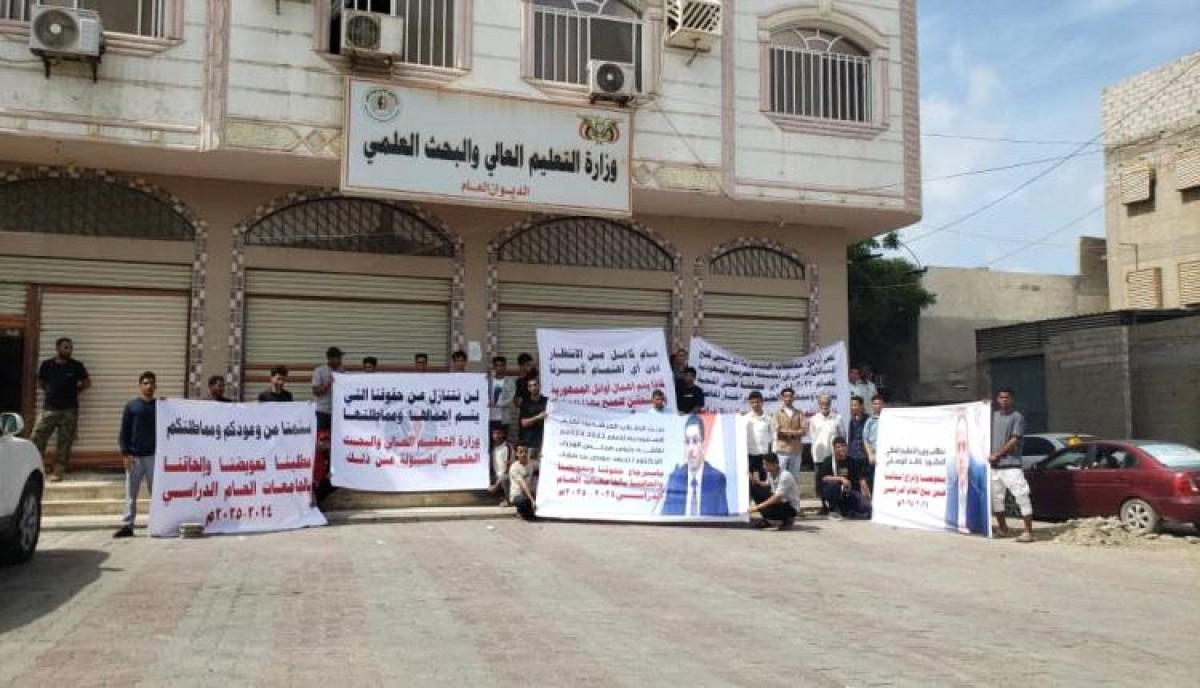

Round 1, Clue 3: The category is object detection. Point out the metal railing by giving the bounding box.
[769,45,872,123]
[343,0,456,68]
[531,5,641,86]
[3,0,168,38]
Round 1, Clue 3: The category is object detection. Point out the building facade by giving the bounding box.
[0,0,920,468]
[1103,50,1200,310]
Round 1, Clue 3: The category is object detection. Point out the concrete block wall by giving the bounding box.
[1130,315,1200,446]
[1045,326,1132,437]
[1102,51,1200,146]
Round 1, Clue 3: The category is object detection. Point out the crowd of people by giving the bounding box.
[29,338,1031,540]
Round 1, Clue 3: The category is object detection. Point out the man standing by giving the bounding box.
[32,337,91,482]
[773,387,807,479]
[489,356,517,438]
[862,394,884,493]
[519,377,549,462]
[206,375,232,402]
[675,367,705,415]
[808,395,844,514]
[361,356,378,373]
[662,414,729,516]
[513,353,537,406]
[748,455,800,530]
[312,347,343,431]
[413,353,430,372]
[847,396,871,498]
[743,391,775,482]
[989,388,1035,542]
[113,371,157,538]
[848,367,878,414]
[258,367,293,402]
[450,350,468,372]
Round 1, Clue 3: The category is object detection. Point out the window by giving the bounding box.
[768,28,871,123]
[529,0,642,88]
[3,0,170,38]
[333,0,457,68]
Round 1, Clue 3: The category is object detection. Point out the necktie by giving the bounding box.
[689,476,699,516]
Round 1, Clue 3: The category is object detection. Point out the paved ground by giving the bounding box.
[2,517,1198,687]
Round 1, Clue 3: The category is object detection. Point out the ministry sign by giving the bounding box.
[342,78,632,216]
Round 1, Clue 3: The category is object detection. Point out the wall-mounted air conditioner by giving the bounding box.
[665,0,722,52]
[336,9,404,59]
[29,6,103,58]
[588,60,637,104]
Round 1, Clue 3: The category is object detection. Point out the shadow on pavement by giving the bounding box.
[0,549,109,635]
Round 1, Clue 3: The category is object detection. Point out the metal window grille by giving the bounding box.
[532,4,642,86]
[4,0,168,38]
[769,45,871,123]
[499,217,672,271]
[245,198,454,257]
[342,0,455,68]
[0,178,193,240]
[711,247,805,280]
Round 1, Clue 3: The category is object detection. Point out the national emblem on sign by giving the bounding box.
[363,87,401,122]
[578,115,621,144]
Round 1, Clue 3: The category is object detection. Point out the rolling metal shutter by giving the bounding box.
[243,269,450,400]
[1119,164,1152,204]
[0,256,191,290]
[1126,268,1163,309]
[0,282,25,315]
[497,282,670,362]
[1176,146,1200,191]
[1179,260,1200,306]
[701,293,808,361]
[38,290,189,455]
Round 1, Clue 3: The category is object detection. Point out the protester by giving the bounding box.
[862,395,884,493]
[848,367,878,414]
[670,348,688,387]
[489,355,517,438]
[487,424,513,506]
[519,377,549,462]
[32,336,91,482]
[649,388,667,413]
[413,353,429,372]
[114,371,157,538]
[362,356,378,373]
[207,375,232,402]
[772,387,807,479]
[675,366,705,415]
[743,391,775,482]
[748,454,800,530]
[450,349,468,372]
[821,438,872,520]
[312,346,343,431]
[847,396,871,499]
[808,394,844,514]
[989,388,1035,542]
[513,353,537,405]
[509,443,536,520]
[258,366,293,402]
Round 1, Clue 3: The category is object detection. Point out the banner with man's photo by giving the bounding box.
[331,373,490,492]
[536,405,750,523]
[687,337,850,420]
[871,401,992,537]
[149,400,328,537]
[537,327,676,412]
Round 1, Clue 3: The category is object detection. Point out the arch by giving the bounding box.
[227,189,464,397]
[758,4,887,52]
[0,166,210,397]
[486,214,684,355]
[694,237,820,353]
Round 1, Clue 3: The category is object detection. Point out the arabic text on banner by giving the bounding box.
[871,401,992,537]
[537,405,750,523]
[149,400,328,537]
[688,337,850,420]
[331,373,490,492]
[537,328,676,412]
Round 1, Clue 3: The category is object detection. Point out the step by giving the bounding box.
[44,499,151,518]
[42,506,515,532]
[44,481,128,502]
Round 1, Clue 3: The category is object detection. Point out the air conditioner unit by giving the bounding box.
[588,60,637,104]
[338,10,404,58]
[28,6,103,58]
[665,0,722,52]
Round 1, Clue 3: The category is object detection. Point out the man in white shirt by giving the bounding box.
[743,391,776,482]
[748,454,800,530]
[808,394,845,515]
[488,355,517,437]
[848,367,878,415]
[509,443,536,520]
[312,346,344,432]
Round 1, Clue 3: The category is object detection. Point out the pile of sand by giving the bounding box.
[1047,516,1200,548]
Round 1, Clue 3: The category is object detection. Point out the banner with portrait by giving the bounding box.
[536,405,749,523]
[331,373,490,492]
[871,401,992,537]
[149,400,328,537]
[688,337,849,420]
[537,328,675,412]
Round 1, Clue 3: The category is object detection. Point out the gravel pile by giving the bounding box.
[1048,516,1200,548]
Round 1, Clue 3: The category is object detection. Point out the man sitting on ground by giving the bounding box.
[508,443,536,520]
[821,438,872,520]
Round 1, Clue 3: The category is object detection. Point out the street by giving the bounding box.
[2,518,1198,687]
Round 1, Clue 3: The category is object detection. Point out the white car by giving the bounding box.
[1,412,44,564]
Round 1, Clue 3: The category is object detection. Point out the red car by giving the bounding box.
[1024,440,1200,534]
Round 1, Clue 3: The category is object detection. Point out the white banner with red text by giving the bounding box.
[331,373,490,492]
[688,337,850,421]
[536,405,750,523]
[149,400,328,537]
[537,328,676,412]
[871,401,992,537]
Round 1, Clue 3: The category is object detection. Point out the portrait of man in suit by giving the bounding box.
[662,414,729,516]
[945,413,989,535]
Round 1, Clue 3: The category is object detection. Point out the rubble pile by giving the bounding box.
[1049,517,1165,548]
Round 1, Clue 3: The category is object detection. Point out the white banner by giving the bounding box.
[871,402,992,537]
[688,337,849,419]
[537,328,675,412]
[149,400,328,537]
[331,373,489,492]
[342,78,632,215]
[537,406,749,522]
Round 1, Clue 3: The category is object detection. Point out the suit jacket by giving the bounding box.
[662,462,729,516]
[945,459,990,535]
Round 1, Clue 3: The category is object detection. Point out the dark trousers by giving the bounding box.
[513,493,535,520]
[814,458,833,509]
[750,481,796,522]
[316,411,332,431]
[748,453,768,482]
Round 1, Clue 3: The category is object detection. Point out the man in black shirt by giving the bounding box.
[675,367,705,415]
[207,375,232,402]
[518,377,548,461]
[32,337,91,482]
[257,366,294,402]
